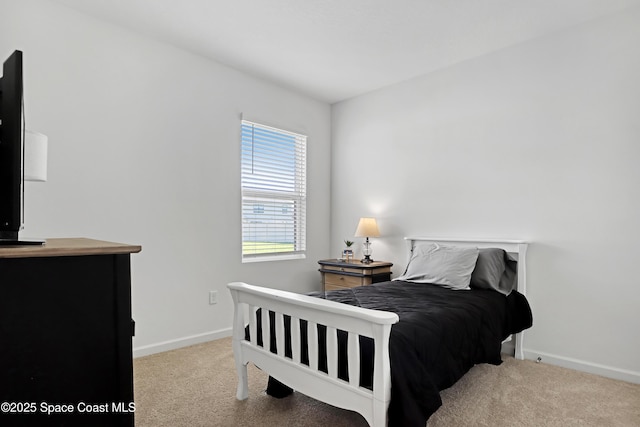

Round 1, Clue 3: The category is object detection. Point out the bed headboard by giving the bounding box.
[404,237,529,359]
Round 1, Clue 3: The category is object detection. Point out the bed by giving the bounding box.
[228,237,533,426]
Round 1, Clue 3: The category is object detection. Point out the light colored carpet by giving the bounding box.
[133,337,640,426]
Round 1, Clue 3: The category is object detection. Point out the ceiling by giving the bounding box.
[50,0,640,104]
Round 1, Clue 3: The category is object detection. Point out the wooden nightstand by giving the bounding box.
[318,259,393,291]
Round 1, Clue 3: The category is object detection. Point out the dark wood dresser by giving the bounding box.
[0,238,141,426]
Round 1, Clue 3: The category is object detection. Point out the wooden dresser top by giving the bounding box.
[0,238,142,259]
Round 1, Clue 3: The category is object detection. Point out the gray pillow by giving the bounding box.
[470,248,516,295]
[395,243,479,290]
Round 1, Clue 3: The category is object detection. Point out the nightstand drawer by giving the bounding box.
[324,273,366,288]
[325,282,354,291]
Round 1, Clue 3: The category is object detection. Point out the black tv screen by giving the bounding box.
[0,50,44,246]
[0,50,24,242]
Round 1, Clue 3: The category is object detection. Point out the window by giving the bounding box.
[241,120,307,261]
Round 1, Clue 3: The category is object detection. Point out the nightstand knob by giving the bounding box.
[340,268,345,272]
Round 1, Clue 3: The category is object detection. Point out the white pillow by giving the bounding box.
[395,243,479,290]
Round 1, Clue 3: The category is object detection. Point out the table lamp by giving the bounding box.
[354,217,380,264]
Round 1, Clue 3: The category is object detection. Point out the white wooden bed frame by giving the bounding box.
[228,237,528,427]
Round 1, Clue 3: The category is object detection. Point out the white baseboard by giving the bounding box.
[133,328,232,358]
[523,349,640,384]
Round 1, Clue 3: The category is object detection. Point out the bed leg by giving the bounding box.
[232,326,249,400]
[371,403,387,427]
[235,360,249,400]
[371,322,392,427]
[230,287,249,400]
[515,331,525,360]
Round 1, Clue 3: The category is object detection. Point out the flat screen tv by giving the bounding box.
[0,50,43,245]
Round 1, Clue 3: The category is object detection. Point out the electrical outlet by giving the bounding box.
[209,290,218,305]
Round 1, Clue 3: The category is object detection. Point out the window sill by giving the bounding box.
[242,253,306,263]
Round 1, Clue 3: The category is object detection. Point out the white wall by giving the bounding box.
[0,0,331,355]
[331,8,640,381]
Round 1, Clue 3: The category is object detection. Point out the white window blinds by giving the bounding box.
[241,120,307,260]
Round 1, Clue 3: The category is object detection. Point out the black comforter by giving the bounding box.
[264,281,533,426]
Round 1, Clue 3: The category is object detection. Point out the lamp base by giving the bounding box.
[361,237,374,264]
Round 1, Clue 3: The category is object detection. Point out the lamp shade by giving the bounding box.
[24,130,48,182]
[354,217,380,237]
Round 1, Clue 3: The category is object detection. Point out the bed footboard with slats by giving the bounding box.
[228,282,399,427]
